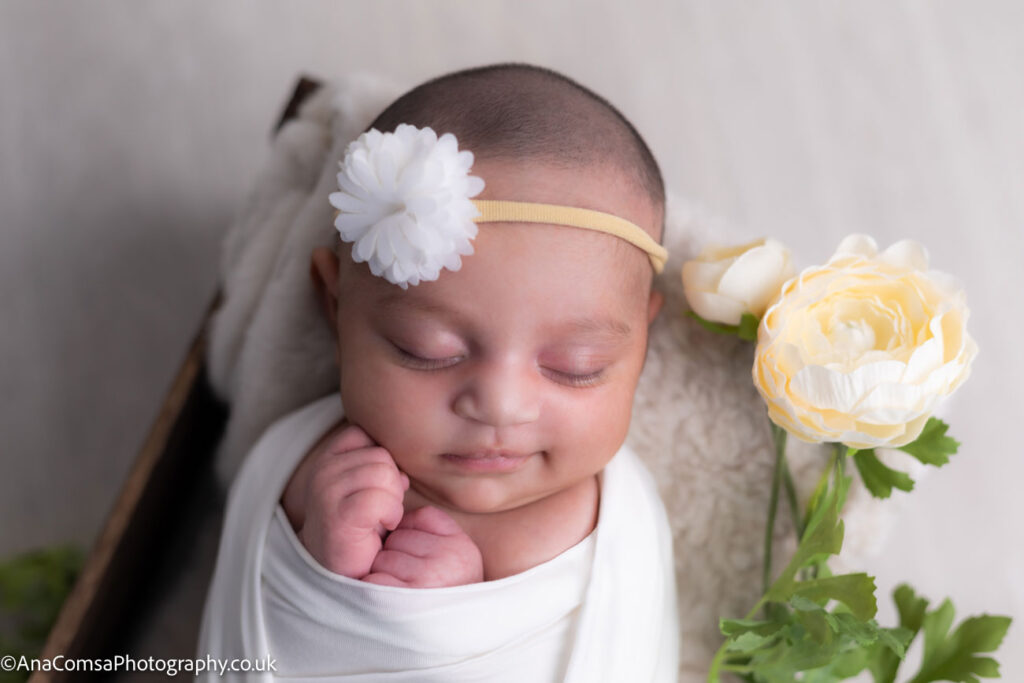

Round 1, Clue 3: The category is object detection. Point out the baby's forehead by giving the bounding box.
[341,229,651,328]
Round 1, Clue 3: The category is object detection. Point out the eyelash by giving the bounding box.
[393,345,464,371]
[546,368,605,388]
[391,344,605,388]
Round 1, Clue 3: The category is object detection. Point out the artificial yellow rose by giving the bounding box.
[752,234,977,449]
[682,238,796,325]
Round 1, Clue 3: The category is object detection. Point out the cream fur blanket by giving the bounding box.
[205,72,912,680]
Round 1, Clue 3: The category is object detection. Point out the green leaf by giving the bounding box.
[727,629,778,652]
[721,617,787,638]
[789,595,823,612]
[718,615,792,661]
[867,634,913,683]
[796,606,834,645]
[828,612,892,649]
[907,598,1013,683]
[853,449,915,499]
[748,608,894,680]
[877,627,914,659]
[715,589,912,683]
[949,615,1012,655]
[898,417,959,467]
[795,605,911,683]
[895,584,930,634]
[750,634,847,676]
[922,599,956,664]
[790,573,879,621]
[684,310,760,342]
[802,646,873,682]
[0,544,83,666]
[869,586,933,683]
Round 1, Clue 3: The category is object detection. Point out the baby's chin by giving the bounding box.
[408,468,550,516]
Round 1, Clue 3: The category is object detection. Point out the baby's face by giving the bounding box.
[312,158,663,515]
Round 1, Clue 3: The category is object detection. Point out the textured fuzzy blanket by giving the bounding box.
[205,73,907,680]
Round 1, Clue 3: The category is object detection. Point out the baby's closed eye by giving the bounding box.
[392,343,611,387]
[389,340,465,370]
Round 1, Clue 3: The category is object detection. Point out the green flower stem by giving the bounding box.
[781,452,802,540]
[708,591,771,680]
[762,423,787,596]
[708,437,844,682]
[707,641,728,680]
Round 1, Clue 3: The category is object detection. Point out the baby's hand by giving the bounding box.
[362,506,484,588]
[290,425,410,579]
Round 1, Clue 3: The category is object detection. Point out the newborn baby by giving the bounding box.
[198,62,679,682]
[283,160,665,590]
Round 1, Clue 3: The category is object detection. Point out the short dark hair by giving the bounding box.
[365,62,665,239]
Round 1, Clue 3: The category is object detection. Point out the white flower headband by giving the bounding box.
[328,123,668,288]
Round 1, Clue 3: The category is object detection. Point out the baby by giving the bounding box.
[199,62,679,682]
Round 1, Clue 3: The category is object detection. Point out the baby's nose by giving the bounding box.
[451,360,541,427]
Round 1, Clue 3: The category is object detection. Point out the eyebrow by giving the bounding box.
[376,293,457,319]
[374,293,632,340]
[560,315,632,340]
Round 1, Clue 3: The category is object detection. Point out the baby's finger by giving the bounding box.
[326,462,407,501]
[323,424,376,457]
[368,548,424,583]
[361,572,410,588]
[337,488,405,534]
[396,506,464,537]
[310,431,382,476]
[312,447,400,487]
[381,528,441,558]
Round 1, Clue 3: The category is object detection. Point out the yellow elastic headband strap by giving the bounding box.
[471,200,667,274]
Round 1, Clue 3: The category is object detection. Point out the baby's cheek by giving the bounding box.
[339,368,442,459]
[543,391,627,474]
[340,363,410,418]
[583,388,635,451]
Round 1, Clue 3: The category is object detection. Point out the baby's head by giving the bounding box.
[311,63,666,515]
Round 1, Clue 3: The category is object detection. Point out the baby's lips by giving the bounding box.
[400,473,410,490]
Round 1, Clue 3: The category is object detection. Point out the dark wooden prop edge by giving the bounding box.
[32,74,326,682]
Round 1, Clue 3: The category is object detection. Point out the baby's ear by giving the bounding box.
[310,247,341,334]
[647,288,664,326]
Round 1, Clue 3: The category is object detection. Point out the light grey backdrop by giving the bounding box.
[2,0,1021,676]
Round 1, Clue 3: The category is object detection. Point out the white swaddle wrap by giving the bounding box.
[197,393,679,682]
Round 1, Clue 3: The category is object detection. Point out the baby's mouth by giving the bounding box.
[440,450,536,473]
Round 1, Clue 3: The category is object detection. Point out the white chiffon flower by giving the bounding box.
[328,123,486,288]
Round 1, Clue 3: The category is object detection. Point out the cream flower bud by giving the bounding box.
[681,238,796,325]
[752,234,978,449]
